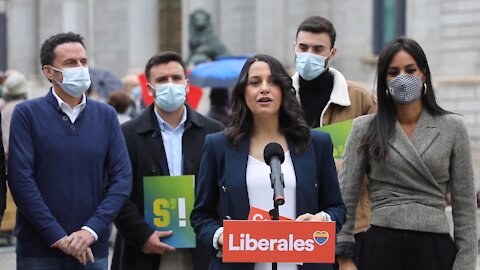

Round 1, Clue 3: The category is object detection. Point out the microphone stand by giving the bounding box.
[264,143,285,270]
[269,172,283,270]
[269,204,280,270]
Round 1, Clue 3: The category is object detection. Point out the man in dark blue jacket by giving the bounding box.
[112,52,224,270]
[8,32,132,270]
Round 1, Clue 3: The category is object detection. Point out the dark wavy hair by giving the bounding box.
[225,54,311,153]
[360,37,450,161]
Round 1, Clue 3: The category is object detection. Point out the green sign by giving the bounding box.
[315,119,353,159]
[143,175,196,248]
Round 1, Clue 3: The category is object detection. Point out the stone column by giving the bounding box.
[6,0,38,75]
[127,0,159,73]
[254,0,286,62]
[62,0,88,35]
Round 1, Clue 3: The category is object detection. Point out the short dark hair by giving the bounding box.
[40,32,85,68]
[225,54,311,152]
[107,91,131,114]
[296,16,336,48]
[210,87,229,107]
[145,51,186,81]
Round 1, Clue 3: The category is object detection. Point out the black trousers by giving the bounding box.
[359,225,457,270]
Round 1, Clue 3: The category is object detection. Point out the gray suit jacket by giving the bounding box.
[337,110,477,270]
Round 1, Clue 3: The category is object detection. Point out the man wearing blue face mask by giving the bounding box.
[293,16,377,128]
[7,32,132,270]
[121,74,146,118]
[293,16,377,270]
[112,51,224,270]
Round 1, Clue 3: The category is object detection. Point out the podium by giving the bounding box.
[222,220,335,263]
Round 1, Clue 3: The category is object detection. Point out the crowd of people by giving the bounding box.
[0,15,477,270]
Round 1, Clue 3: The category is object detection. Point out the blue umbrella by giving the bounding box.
[188,56,249,88]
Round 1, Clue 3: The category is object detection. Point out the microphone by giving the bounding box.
[263,143,285,205]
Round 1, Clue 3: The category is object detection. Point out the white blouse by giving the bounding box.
[246,151,299,270]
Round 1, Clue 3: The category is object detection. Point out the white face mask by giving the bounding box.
[50,66,91,97]
[151,82,186,112]
[295,52,329,81]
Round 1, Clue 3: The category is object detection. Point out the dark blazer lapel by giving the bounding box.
[154,134,170,176]
[389,111,437,183]
[137,106,170,175]
[224,138,250,219]
[183,105,204,175]
[289,140,316,216]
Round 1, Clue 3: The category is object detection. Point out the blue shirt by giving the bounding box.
[154,106,187,176]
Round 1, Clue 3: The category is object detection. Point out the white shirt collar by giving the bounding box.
[52,87,87,110]
[51,87,87,123]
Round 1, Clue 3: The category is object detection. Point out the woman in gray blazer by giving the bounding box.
[336,37,477,270]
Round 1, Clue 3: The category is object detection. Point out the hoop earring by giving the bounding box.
[423,83,427,95]
[385,89,390,97]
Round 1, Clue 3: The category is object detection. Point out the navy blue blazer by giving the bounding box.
[191,130,346,270]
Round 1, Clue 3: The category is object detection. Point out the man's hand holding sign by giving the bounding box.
[143,175,196,249]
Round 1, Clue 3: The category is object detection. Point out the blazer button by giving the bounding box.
[315,183,318,188]
[152,132,158,138]
[225,215,231,220]
[151,166,157,173]
[63,115,69,121]
[222,186,227,192]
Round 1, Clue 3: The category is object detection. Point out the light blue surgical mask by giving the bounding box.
[50,66,91,97]
[151,82,186,112]
[295,52,329,81]
[131,86,141,99]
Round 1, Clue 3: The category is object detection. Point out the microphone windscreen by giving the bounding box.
[263,142,285,164]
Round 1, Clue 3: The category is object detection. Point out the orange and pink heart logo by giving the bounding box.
[313,231,329,245]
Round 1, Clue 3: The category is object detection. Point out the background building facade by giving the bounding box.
[0,0,479,149]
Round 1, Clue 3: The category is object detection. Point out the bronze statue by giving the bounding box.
[187,9,229,66]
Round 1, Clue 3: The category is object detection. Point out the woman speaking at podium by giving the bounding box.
[191,54,346,270]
